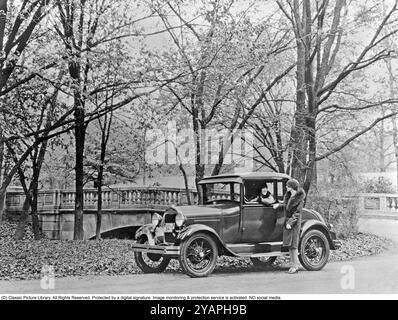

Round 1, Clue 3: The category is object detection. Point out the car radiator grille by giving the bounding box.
[163,212,177,243]
[164,214,176,223]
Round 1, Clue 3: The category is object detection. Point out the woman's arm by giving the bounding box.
[245,195,259,203]
[260,194,275,205]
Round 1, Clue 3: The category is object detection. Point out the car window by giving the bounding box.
[277,181,285,200]
[202,182,241,202]
[243,180,275,204]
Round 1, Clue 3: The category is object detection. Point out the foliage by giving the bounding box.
[84,114,144,186]
[360,177,396,194]
[1,0,398,238]
[306,192,359,239]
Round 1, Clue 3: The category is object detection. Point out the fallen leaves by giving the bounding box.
[329,232,396,262]
[0,222,396,280]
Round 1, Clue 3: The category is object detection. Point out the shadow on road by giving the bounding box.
[214,264,293,275]
[162,263,291,276]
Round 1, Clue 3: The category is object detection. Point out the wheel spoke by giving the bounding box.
[304,235,327,266]
[184,237,216,273]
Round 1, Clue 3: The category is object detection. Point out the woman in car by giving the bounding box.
[274,179,306,274]
[246,184,275,206]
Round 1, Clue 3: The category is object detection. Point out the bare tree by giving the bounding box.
[54,0,155,239]
[151,0,294,199]
[276,0,398,193]
[0,0,54,222]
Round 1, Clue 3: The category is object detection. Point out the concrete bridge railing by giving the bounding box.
[357,193,398,220]
[4,186,231,240]
[7,188,396,240]
[357,193,398,242]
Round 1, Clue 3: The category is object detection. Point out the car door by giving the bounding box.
[239,179,285,243]
[240,202,276,243]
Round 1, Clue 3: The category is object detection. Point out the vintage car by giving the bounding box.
[131,172,341,278]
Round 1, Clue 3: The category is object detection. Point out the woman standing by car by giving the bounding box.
[274,179,306,274]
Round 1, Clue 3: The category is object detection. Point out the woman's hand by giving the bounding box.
[286,224,292,230]
[273,203,280,209]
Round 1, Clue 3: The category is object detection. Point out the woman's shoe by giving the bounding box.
[285,267,298,274]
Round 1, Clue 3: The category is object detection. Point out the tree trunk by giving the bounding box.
[30,189,41,239]
[392,117,398,192]
[96,180,102,240]
[290,35,308,184]
[74,104,86,240]
[386,57,398,191]
[193,108,205,201]
[30,140,48,239]
[30,186,41,239]
[0,188,6,223]
[290,0,317,195]
[6,139,34,240]
[383,26,398,190]
[303,115,316,194]
[302,0,317,195]
[13,162,33,240]
[0,130,4,223]
[96,146,105,240]
[13,195,31,240]
[1,134,50,225]
[379,115,386,172]
[179,163,191,205]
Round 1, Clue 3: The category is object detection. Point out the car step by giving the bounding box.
[226,242,284,255]
[241,252,290,258]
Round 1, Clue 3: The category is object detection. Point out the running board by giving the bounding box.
[226,242,285,256]
[240,252,289,258]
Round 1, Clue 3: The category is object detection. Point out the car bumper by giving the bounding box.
[328,230,342,250]
[131,243,180,256]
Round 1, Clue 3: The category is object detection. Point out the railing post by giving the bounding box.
[357,195,365,217]
[55,190,61,210]
[379,195,387,212]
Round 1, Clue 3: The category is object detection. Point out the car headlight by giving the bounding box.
[151,213,162,227]
[175,213,185,227]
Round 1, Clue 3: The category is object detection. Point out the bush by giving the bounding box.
[306,193,358,239]
[360,177,395,194]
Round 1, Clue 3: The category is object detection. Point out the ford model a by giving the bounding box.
[131,172,341,278]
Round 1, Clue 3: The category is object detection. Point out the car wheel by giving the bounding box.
[250,256,277,267]
[134,237,170,273]
[299,229,330,271]
[179,232,218,278]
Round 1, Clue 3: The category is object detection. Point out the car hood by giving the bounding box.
[169,203,238,219]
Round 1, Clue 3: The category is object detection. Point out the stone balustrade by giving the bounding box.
[5,187,204,213]
[5,189,398,239]
[6,189,398,218]
[358,193,398,220]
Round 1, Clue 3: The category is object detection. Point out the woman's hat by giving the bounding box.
[287,179,300,191]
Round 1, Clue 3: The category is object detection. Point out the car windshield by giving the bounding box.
[201,182,241,204]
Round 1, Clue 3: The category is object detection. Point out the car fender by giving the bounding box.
[300,219,335,249]
[177,224,238,257]
[135,224,156,245]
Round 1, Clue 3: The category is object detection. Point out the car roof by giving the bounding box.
[198,172,291,184]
